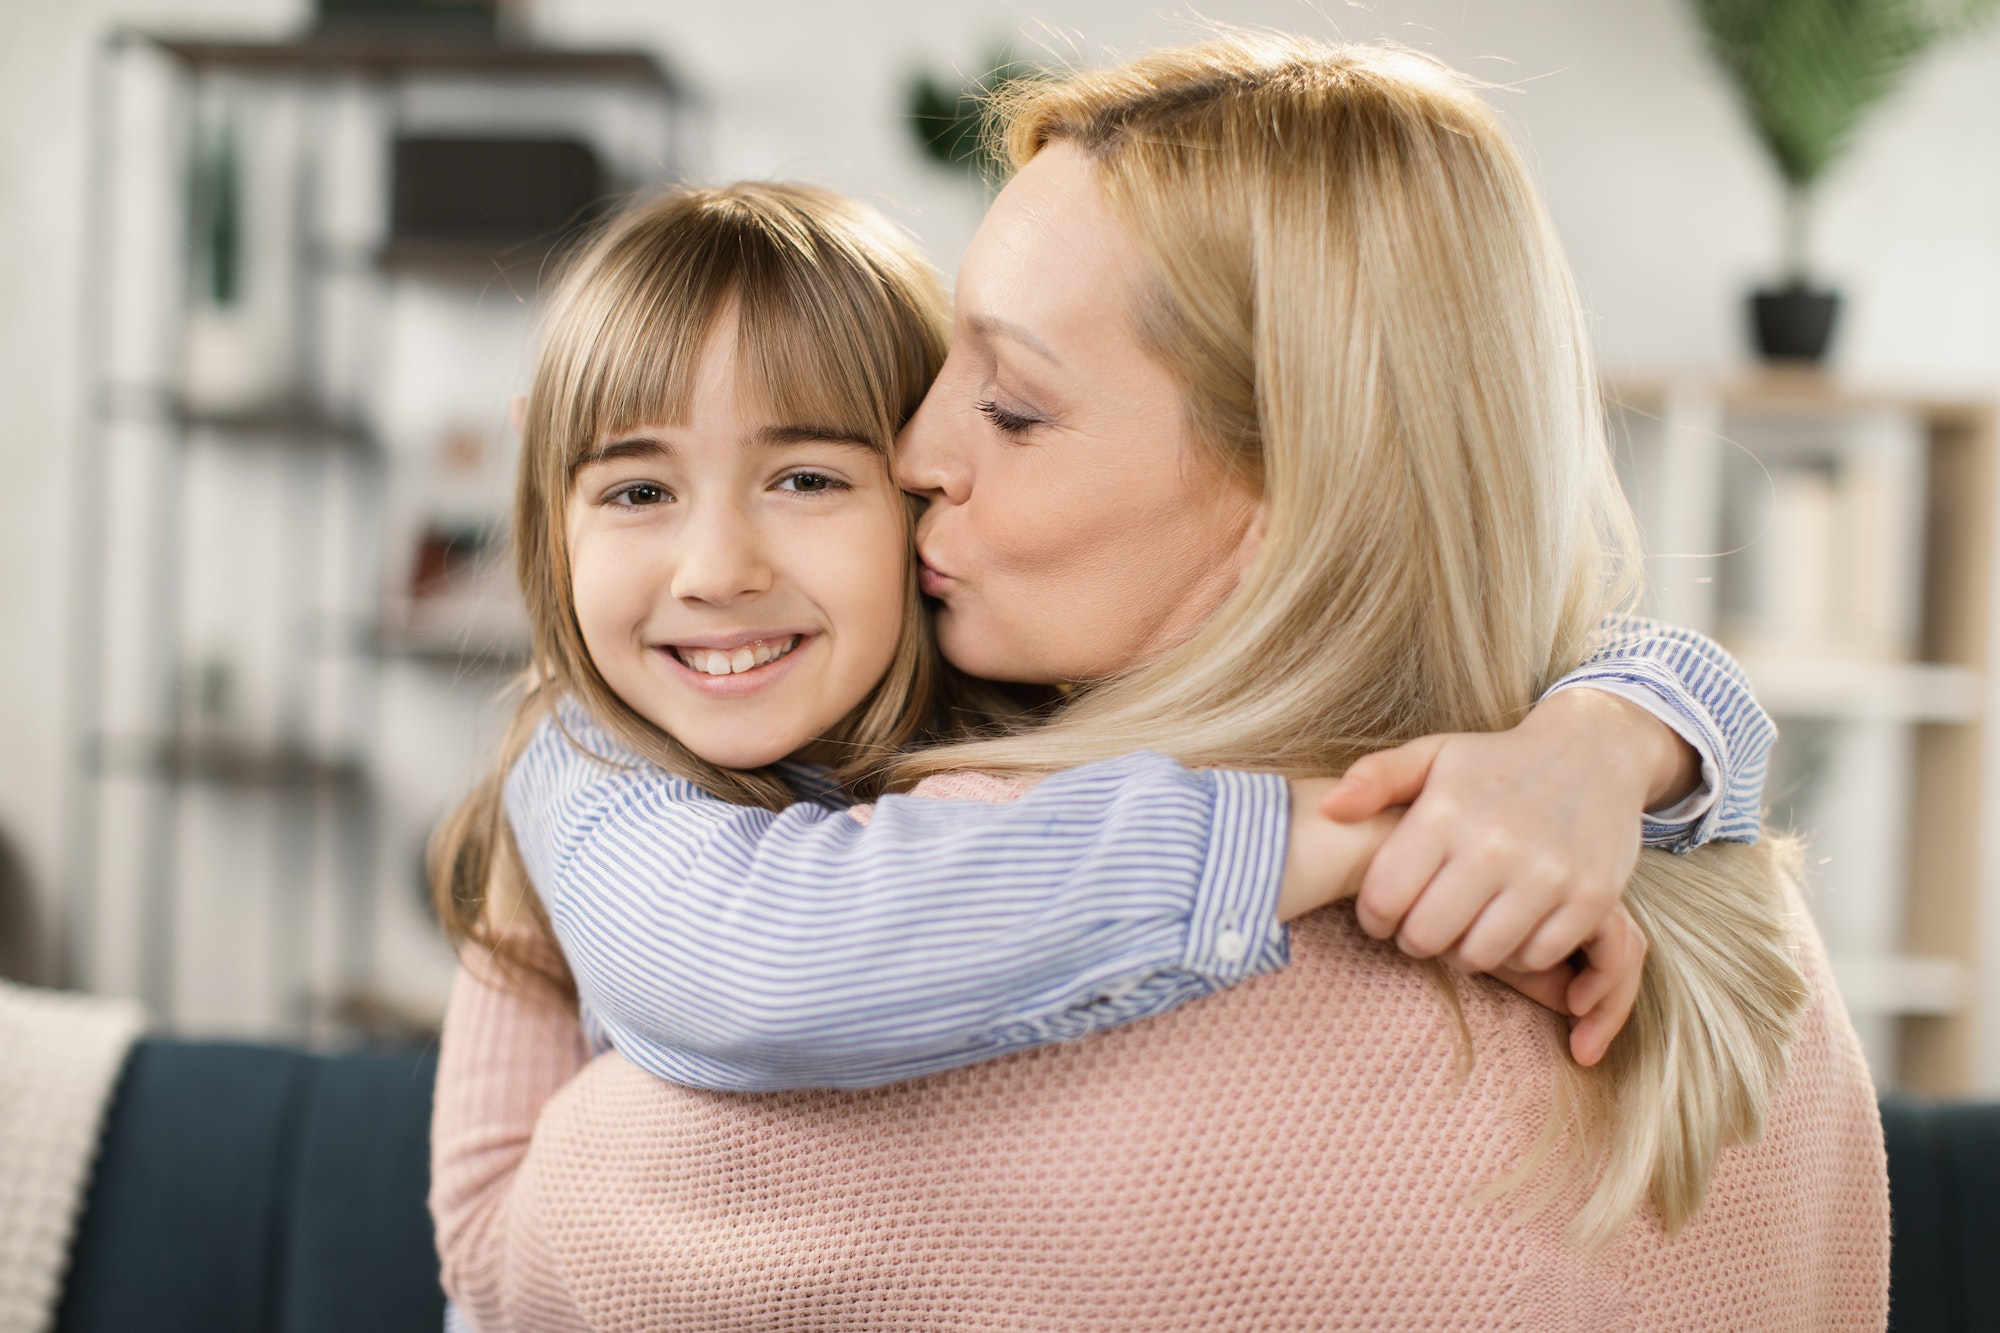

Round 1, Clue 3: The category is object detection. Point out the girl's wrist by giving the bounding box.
[1532,687,1698,814]
[1277,779,1397,921]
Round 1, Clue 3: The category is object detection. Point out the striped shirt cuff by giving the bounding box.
[1543,659,1730,853]
[1562,676,1723,825]
[1181,770,1291,983]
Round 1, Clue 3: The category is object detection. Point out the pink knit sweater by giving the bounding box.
[431,773,1889,1332]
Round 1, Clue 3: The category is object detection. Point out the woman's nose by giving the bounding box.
[669,502,774,606]
[894,384,971,505]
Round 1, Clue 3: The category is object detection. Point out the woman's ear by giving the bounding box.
[1234,498,1269,576]
[509,394,528,438]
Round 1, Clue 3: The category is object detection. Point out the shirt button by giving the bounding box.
[1215,928,1247,963]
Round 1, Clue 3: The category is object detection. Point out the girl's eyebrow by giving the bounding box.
[577,426,872,469]
[578,435,671,467]
[754,424,876,449]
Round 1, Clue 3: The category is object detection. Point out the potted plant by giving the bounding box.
[1690,0,1995,361]
[906,47,1038,182]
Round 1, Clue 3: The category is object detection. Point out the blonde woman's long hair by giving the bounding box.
[897,35,1810,1246]
[432,182,956,997]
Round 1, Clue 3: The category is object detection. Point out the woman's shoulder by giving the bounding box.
[901,770,1041,803]
[513,912,1609,1326]
[1629,901,1887,1324]
[475,895,1887,1329]
[842,770,1036,827]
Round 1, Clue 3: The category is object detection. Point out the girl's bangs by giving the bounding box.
[559,206,911,469]
[737,283,897,453]
[557,236,735,470]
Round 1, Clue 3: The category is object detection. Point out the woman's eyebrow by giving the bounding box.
[966,313,1064,367]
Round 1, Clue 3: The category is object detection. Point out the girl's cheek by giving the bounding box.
[566,545,616,657]
[568,527,651,646]
[834,506,915,653]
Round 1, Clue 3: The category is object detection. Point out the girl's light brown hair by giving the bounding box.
[897,34,1810,1246]
[432,182,953,998]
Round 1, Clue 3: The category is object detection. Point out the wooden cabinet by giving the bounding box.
[1611,372,1998,1094]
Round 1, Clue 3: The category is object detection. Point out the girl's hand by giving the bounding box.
[1279,772,1643,1067]
[1316,688,1692,1060]
[1275,778,1401,922]
[1483,902,1647,1067]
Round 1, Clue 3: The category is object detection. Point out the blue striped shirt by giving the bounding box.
[1552,617,1777,849]
[504,615,1773,1092]
[510,703,1291,1091]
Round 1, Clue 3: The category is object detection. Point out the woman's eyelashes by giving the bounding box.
[974,397,1046,436]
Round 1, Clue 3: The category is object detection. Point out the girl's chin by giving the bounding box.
[622,689,813,770]
[681,735,802,770]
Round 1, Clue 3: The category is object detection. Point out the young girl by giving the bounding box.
[432,181,1766,1098]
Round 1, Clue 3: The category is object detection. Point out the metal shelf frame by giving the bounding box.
[62,25,684,1039]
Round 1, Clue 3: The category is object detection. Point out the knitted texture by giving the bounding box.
[434,773,1889,1332]
[431,954,593,1333]
[0,982,143,1333]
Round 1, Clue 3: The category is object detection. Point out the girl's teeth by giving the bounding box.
[678,637,798,676]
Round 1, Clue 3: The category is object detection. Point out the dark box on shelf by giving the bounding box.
[389,136,603,257]
[314,0,503,43]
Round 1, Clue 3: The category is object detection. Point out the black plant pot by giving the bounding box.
[1750,283,1840,363]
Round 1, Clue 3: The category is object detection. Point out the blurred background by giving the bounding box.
[5,0,2000,1099]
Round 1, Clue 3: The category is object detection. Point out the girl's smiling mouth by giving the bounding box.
[655,633,813,697]
[669,634,802,676]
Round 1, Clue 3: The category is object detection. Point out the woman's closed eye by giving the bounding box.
[975,398,1046,436]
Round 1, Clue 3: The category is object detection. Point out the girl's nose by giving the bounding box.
[669,502,774,606]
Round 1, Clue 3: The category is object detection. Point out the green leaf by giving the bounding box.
[1690,0,1998,188]
[905,47,1039,180]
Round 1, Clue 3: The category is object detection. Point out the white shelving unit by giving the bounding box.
[1611,372,1999,1094]
[64,29,686,1043]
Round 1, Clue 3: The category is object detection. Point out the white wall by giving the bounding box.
[7,0,2000,1058]
[0,0,310,985]
[522,0,2000,386]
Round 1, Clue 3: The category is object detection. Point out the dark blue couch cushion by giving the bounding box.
[1882,1097,2000,1333]
[54,1039,444,1333]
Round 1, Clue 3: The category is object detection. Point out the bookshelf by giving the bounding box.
[64,27,685,1042]
[1609,371,1999,1094]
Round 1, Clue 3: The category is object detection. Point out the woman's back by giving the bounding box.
[480,785,1887,1332]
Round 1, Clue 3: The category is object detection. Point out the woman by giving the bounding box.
[434,35,1885,1330]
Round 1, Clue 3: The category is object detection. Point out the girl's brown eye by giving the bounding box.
[611,482,668,506]
[777,471,847,494]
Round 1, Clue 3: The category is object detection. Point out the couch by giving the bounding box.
[54,1040,443,1333]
